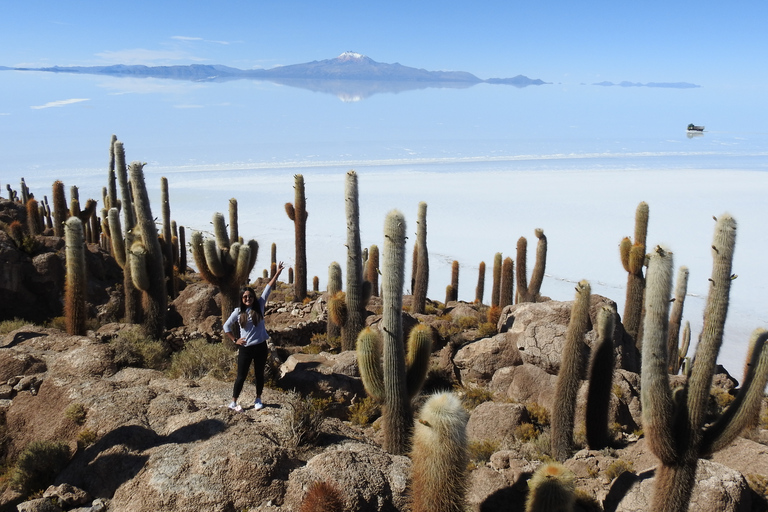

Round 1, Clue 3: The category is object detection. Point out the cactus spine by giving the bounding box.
[475,261,485,304]
[620,201,649,346]
[191,207,258,321]
[551,280,591,462]
[586,306,616,450]
[356,210,432,455]
[641,215,768,512]
[525,462,576,512]
[412,202,429,313]
[128,162,167,339]
[410,392,469,512]
[64,217,87,335]
[285,174,308,301]
[499,256,515,308]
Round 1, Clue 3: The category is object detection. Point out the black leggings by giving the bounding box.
[232,342,269,400]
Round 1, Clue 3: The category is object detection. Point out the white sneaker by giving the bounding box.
[254,398,264,411]
[228,401,243,412]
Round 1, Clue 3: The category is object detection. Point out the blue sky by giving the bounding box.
[2,1,766,88]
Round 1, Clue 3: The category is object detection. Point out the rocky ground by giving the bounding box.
[2,195,768,512]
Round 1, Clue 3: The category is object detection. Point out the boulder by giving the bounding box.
[454,331,522,385]
[170,282,220,327]
[489,363,558,411]
[283,441,410,512]
[466,401,530,445]
[605,459,752,512]
[277,352,364,404]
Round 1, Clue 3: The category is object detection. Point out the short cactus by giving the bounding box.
[517,229,547,303]
[525,462,576,512]
[491,252,502,307]
[475,261,485,304]
[64,217,87,335]
[499,256,514,308]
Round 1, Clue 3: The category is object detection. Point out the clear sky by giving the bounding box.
[2,0,766,88]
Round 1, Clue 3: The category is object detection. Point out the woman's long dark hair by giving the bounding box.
[238,287,263,328]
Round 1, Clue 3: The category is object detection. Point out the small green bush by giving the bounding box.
[0,318,28,334]
[10,440,71,496]
[348,396,380,426]
[167,338,235,380]
[64,403,87,425]
[76,429,98,449]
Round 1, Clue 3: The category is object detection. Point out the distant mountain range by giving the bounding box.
[4,52,547,101]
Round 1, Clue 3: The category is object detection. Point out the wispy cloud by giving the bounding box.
[174,104,204,109]
[0,113,10,116]
[172,35,230,45]
[31,98,89,110]
[95,48,206,65]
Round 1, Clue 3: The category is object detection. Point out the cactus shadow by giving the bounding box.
[603,468,655,512]
[1,331,47,349]
[480,472,531,512]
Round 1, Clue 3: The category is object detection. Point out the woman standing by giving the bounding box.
[224,261,285,411]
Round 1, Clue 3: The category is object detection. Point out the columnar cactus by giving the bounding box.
[64,217,87,336]
[127,162,168,339]
[356,210,432,455]
[620,201,649,346]
[517,229,547,303]
[228,198,239,244]
[26,198,42,236]
[641,215,768,512]
[337,171,370,351]
[112,140,140,323]
[410,392,469,512]
[107,134,118,210]
[160,177,177,299]
[327,262,343,341]
[551,280,591,462]
[666,266,689,373]
[475,261,485,304]
[52,180,67,237]
[178,225,187,274]
[449,260,459,302]
[491,252,502,307]
[270,242,277,278]
[366,244,379,297]
[586,306,617,450]
[191,207,258,321]
[411,202,429,313]
[285,174,308,301]
[499,256,515,308]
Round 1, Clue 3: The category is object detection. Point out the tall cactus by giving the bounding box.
[410,392,469,512]
[366,244,380,297]
[160,177,177,299]
[620,201,649,346]
[491,252,502,307]
[641,215,768,512]
[551,280,591,462]
[336,171,370,351]
[64,217,87,336]
[52,180,67,237]
[517,229,547,303]
[666,266,689,373]
[327,262,343,340]
[285,174,308,301]
[128,162,167,340]
[356,210,432,455]
[412,202,429,313]
[586,306,617,450]
[191,207,258,321]
[499,256,515,308]
[449,260,459,302]
[475,261,485,304]
[26,198,42,236]
[111,140,140,323]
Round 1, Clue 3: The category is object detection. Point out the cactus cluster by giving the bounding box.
[516,228,547,303]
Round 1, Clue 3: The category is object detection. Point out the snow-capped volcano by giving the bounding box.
[337,51,366,61]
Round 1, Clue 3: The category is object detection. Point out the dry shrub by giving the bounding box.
[284,390,330,449]
[348,396,380,426]
[167,337,234,380]
[64,403,87,425]
[111,328,170,370]
[486,305,501,325]
[457,385,494,411]
[0,318,28,334]
[76,429,98,449]
[514,422,539,442]
[299,481,345,512]
[456,315,479,330]
[10,440,71,497]
[468,439,499,467]
[604,459,634,481]
[525,402,551,428]
[477,322,497,337]
[747,474,768,502]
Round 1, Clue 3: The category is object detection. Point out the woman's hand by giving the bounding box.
[235,337,246,346]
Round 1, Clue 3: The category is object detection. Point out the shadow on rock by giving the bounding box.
[1,331,47,349]
[57,419,228,498]
[480,472,531,512]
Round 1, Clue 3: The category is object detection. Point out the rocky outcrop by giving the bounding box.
[453,331,522,385]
